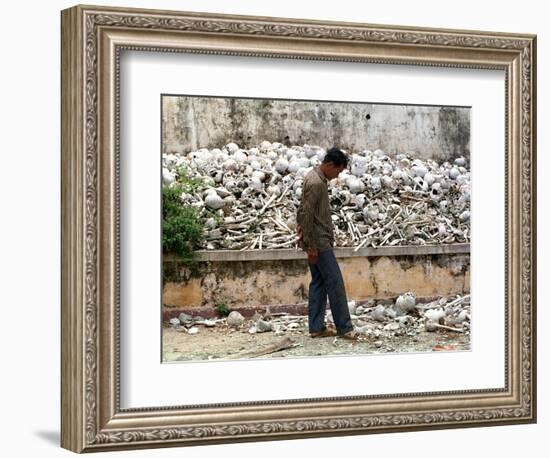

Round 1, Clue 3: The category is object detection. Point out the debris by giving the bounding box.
[251,311,263,323]
[430,323,465,333]
[396,292,416,313]
[370,304,387,322]
[166,293,470,347]
[178,312,193,323]
[227,337,298,359]
[169,318,180,327]
[256,319,274,332]
[424,309,446,323]
[425,320,438,332]
[348,300,358,315]
[187,327,199,335]
[226,311,245,328]
[454,310,469,323]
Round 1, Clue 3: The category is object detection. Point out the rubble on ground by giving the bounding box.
[166,293,471,340]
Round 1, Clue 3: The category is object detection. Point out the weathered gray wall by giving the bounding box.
[162,96,470,162]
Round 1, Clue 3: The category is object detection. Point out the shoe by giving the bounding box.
[338,329,361,341]
[310,328,337,338]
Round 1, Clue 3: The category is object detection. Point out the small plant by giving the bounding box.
[215,301,231,317]
[175,164,206,194]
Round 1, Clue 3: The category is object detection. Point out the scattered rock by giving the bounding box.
[178,313,193,323]
[226,311,245,328]
[188,327,199,335]
[256,319,273,333]
[425,320,438,332]
[251,311,263,322]
[370,304,387,322]
[384,322,400,332]
[424,309,446,324]
[169,318,181,327]
[167,293,470,344]
[396,292,416,313]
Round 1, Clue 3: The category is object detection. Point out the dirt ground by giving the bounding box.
[162,320,471,363]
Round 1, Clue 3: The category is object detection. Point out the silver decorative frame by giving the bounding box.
[61,4,537,453]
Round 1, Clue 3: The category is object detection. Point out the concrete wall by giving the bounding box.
[162,246,470,318]
[162,95,470,163]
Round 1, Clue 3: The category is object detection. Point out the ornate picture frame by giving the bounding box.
[61,4,537,453]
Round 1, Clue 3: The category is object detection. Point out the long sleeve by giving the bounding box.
[297,180,321,250]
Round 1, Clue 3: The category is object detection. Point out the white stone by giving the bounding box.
[178,313,193,323]
[275,158,289,173]
[204,193,225,209]
[256,320,273,332]
[425,309,446,323]
[454,156,467,166]
[396,292,416,313]
[226,142,240,154]
[227,311,245,328]
[449,167,460,179]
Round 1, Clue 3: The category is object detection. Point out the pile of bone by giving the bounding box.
[168,293,471,339]
[162,141,470,250]
[349,292,470,338]
[168,308,310,337]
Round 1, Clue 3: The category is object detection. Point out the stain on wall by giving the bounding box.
[162,253,470,313]
[162,96,470,163]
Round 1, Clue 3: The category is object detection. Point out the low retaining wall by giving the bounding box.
[162,244,470,319]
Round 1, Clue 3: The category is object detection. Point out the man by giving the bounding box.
[296,147,359,340]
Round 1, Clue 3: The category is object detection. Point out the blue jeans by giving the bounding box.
[307,248,354,334]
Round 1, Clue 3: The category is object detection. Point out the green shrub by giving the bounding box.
[215,301,231,317]
[162,183,205,264]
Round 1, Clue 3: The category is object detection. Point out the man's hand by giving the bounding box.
[297,225,318,263]
[307,248,319,264]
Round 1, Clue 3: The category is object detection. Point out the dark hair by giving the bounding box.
[322,147,349,168]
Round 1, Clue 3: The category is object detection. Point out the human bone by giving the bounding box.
[163,144,470,250]
[226,311,245,328]
[396,292,416,313]
[204,191,225,210]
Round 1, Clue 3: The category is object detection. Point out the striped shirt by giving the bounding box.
[296,166,334,251]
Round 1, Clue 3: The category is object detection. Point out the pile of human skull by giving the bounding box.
[162,141,470,250]
[348,292,471,339]
[168,292,471,342]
